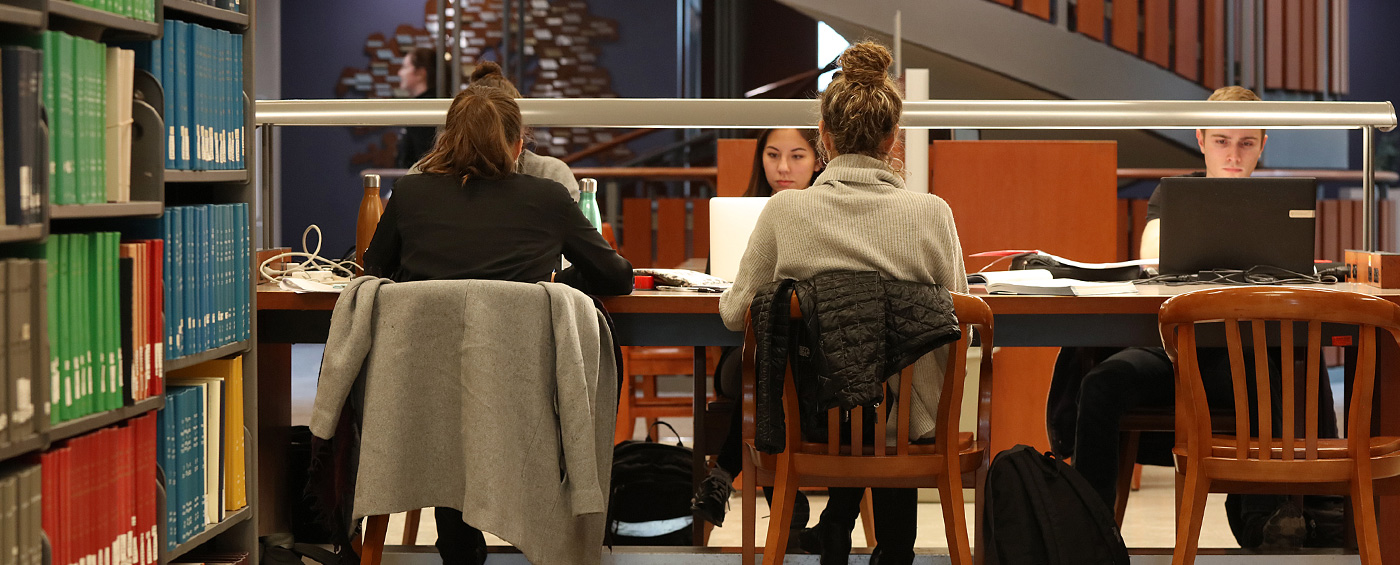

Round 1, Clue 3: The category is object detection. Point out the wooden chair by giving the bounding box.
[615,346,720,444]
[740,292,994,565]
[1159,287,1400,565]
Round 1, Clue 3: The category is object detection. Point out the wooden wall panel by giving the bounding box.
[1203,0,1225,90]
[622,198,653,268]
[1174,0,1200,81]
[1302,0,1317,92]
[717,138,757,198]
[1285,0,1303,91]
[1077,0,1105,40]
[1111,0,1140,54]
[1143,0,1172,69]
[1021,0,1051,20]
[691,198,710,261]
[931,140,1118,454]
[656,198,687,269]
[1266,1,1284,89]
[1333,0,1348,94]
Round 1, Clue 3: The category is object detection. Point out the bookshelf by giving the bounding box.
[50,201,163,218]
[0,2,42,27]
[164,169,248,183]
[0,1,259,565]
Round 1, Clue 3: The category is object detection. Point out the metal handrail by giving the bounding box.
[255,98,1396,130]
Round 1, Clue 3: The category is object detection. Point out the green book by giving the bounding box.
[105,232,119,408]
[88,233,104,411]
[54,34,72,205]
[41,34,54,200]
[93,42,106,205]
[55,236,71,422]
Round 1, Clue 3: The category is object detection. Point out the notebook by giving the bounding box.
[1158,177,1317,276]
[708,197,770,283]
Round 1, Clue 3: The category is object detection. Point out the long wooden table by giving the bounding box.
[256,283,1400,557]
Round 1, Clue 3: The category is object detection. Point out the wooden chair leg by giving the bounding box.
[742,457,757,565]
[615,373,635,445]
[860,488,877,546]
[1351,460,1382,565]
[1131,464,1144,491]
[362,515,390,565]
[1114,431,1141,526]
[762,455,799,565]
[938,468,974,565]
[401,509,421,545]
[1171,461,1210,565]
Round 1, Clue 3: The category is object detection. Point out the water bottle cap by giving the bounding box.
[580,178,598,193]
[363,174,381,189]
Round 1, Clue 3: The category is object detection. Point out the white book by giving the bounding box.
[979,270,1139,296]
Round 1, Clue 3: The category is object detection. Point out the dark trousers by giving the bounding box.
[433,507,485,565]
[821,487,918,561]
[1071,345,1338,510]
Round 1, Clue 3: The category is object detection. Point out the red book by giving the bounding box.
[41,451,57,565]
[147,240,164,397]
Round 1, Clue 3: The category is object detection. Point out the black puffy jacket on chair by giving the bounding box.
[749,271,961,453]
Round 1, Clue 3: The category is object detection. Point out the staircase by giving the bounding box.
[782,0,1351,169]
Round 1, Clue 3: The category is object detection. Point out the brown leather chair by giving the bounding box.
[740,292,994,565]
[1159,286,1400,565]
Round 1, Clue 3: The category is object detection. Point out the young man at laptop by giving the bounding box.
[1055,86,1339,549]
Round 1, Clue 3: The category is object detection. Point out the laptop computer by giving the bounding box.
[708,197,770,282]
[1158,176,1318,275]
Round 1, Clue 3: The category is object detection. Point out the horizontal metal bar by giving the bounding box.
[255,98,1396,131]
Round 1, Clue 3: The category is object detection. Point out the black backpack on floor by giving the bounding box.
[984,444,1130,565]
[605,422,695,546]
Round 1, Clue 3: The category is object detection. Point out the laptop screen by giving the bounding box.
[708,197,770,283]
[1158,176,1317,275]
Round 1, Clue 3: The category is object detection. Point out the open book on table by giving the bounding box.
[971,269,1139,296]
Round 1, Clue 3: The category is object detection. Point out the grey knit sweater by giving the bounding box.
[717,153,968,441]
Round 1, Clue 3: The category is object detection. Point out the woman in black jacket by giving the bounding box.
[362,83,632,565]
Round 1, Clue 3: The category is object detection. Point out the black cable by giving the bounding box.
[1133,265,1339,287]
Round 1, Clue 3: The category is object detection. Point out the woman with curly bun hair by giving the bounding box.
[711,41,967,565]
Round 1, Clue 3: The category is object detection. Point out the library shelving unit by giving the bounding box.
[0,0,258,564]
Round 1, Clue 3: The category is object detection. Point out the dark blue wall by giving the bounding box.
[278,0,679,254]
[1348,0,1400,171]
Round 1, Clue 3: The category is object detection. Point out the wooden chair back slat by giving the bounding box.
[875,386,889,456]
[1280,321,1296,461]
[1351,326,1379,459]
[1306,321,1321,458]
[1222,320,1252,459]
[849,405,864,456]
[827,408,840,456]
[1251,320,1273,460]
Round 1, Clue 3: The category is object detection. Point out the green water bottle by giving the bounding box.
[579,178,603,233]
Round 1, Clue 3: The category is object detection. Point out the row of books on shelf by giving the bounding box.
[40,412,160,565]
[131,19,245,171]
[41,31,138,205]
[163,204,249,360]
[173,0,244,14]
[0,464,42,565]
[162,356,248,550]
[29,232,129,424]
[0,259,47,448]
[2,46,47,226]
[65,0,157,23]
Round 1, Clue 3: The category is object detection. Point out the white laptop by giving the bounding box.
[708,197,770,283]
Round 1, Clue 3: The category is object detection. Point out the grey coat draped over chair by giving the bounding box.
[310,276,617,565]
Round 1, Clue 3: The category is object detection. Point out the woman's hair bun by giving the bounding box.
[837,41,893,86]
[471,61,505,82]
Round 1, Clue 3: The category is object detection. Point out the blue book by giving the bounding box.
[162,21,175,169]
[187,384,206,535]
[168,207,184,358]
[177,20,192,170]
[181,206,196,355]
[160,389,180,549]
[196,205,209,352]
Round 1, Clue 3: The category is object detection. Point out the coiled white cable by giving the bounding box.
[258,225,360,283]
